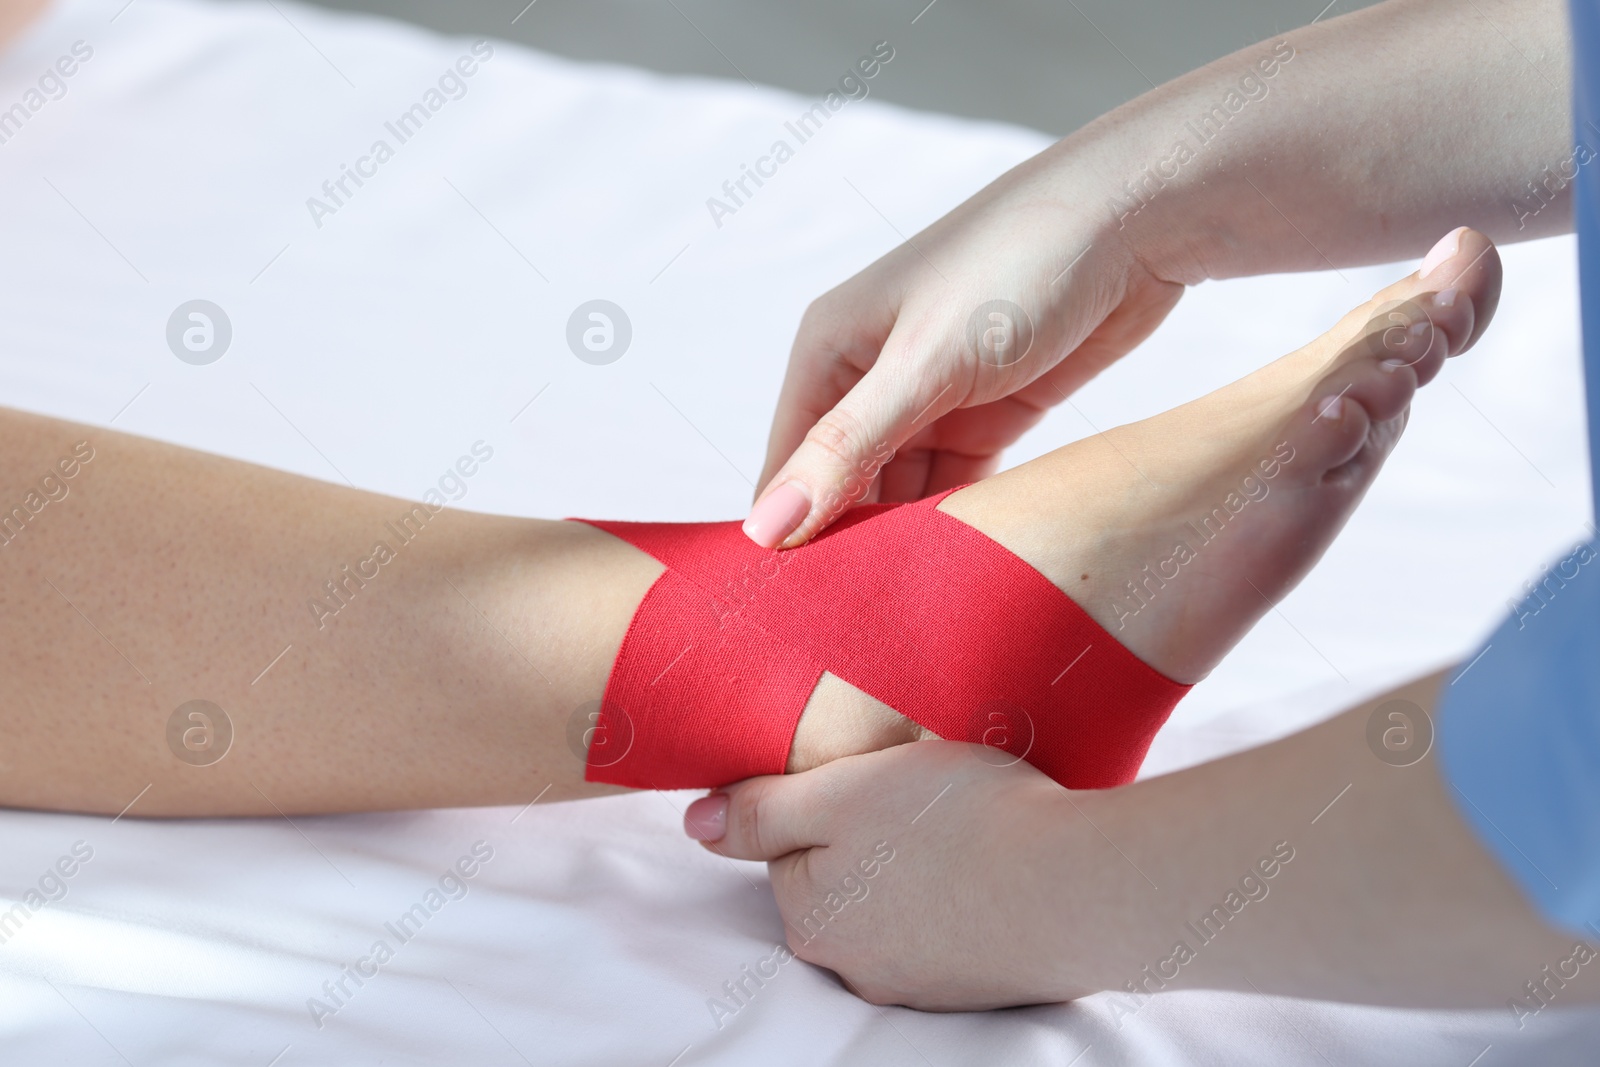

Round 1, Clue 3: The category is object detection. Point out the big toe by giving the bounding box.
[1420,225,1503,356]
[1316,227,1503,387]
[1275,230,1508,493]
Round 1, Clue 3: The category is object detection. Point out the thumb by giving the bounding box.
[684,773,830,861]
[743,360,955,549]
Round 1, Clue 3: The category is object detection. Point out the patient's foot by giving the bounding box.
[787,227,1501,771]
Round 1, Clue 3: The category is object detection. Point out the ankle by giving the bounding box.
[937,458,1114,593]
[787,676,930,773]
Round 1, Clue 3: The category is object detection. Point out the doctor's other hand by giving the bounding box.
[743,172,1183,549]
[683,742,1098,1010]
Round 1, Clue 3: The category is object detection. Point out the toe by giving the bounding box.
[1296,351,1419,483]
[1315,228,1502,375]
[1338,294,1454,386]
[1424,226,1502,355]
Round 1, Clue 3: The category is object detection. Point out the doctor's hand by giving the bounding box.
[686,675,1583,1012]
[742,169,1183,549]
[744,0,1569,550]
[682,741,1104,1010]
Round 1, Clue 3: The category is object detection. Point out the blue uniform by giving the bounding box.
[1437,0,1600,937]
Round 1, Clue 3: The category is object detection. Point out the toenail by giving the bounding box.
[1381,357,1408,372]
[1317,396,1344,420]
[1434,288,1459,309]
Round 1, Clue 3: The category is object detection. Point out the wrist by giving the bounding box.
[1008,777,1152,999]
[1039,33,1313,287]
[1025,119,1212,292]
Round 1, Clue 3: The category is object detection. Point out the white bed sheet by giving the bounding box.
[0,0,1596,1062]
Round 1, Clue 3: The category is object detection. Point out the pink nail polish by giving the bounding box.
[684,794,728,841]
[1420,229,1462,280]
[743,483,811,549]
[1318,396,1344,421]
[1435,288,1459,309]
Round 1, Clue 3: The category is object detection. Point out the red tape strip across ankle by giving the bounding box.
[573,490,1190,790]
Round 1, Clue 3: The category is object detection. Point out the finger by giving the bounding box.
[1044,267,1185,397]
[744,355,962,549]
[874,446,933,503]
[756,370,861,507]
[683,772,833,862]
[874,391,1043,501]
[924,449,1002,495]
[756,292,898,495]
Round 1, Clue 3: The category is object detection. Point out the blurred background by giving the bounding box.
[283,0,1380,135]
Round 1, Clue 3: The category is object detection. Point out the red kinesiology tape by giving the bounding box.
[573,489,1190,790]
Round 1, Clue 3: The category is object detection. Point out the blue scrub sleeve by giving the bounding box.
[1436,0,1600,938]
[1439,538,1600,936]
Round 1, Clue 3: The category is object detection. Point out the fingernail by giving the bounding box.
[684,794,728,841]
[1318,395,1344,420]
[1420,229,1462,280]
[743,482,810,549]
[1434,287,1459,309]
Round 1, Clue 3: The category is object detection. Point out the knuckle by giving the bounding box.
[796,290,857,352]
[802,409,873,476]
[729,786,768,855]
[799,292,841,330]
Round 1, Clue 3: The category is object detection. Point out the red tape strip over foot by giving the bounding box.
[574,490,1190,789]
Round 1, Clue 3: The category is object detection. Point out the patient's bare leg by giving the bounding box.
[0,233,1497,816]
[0,411,659,814]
